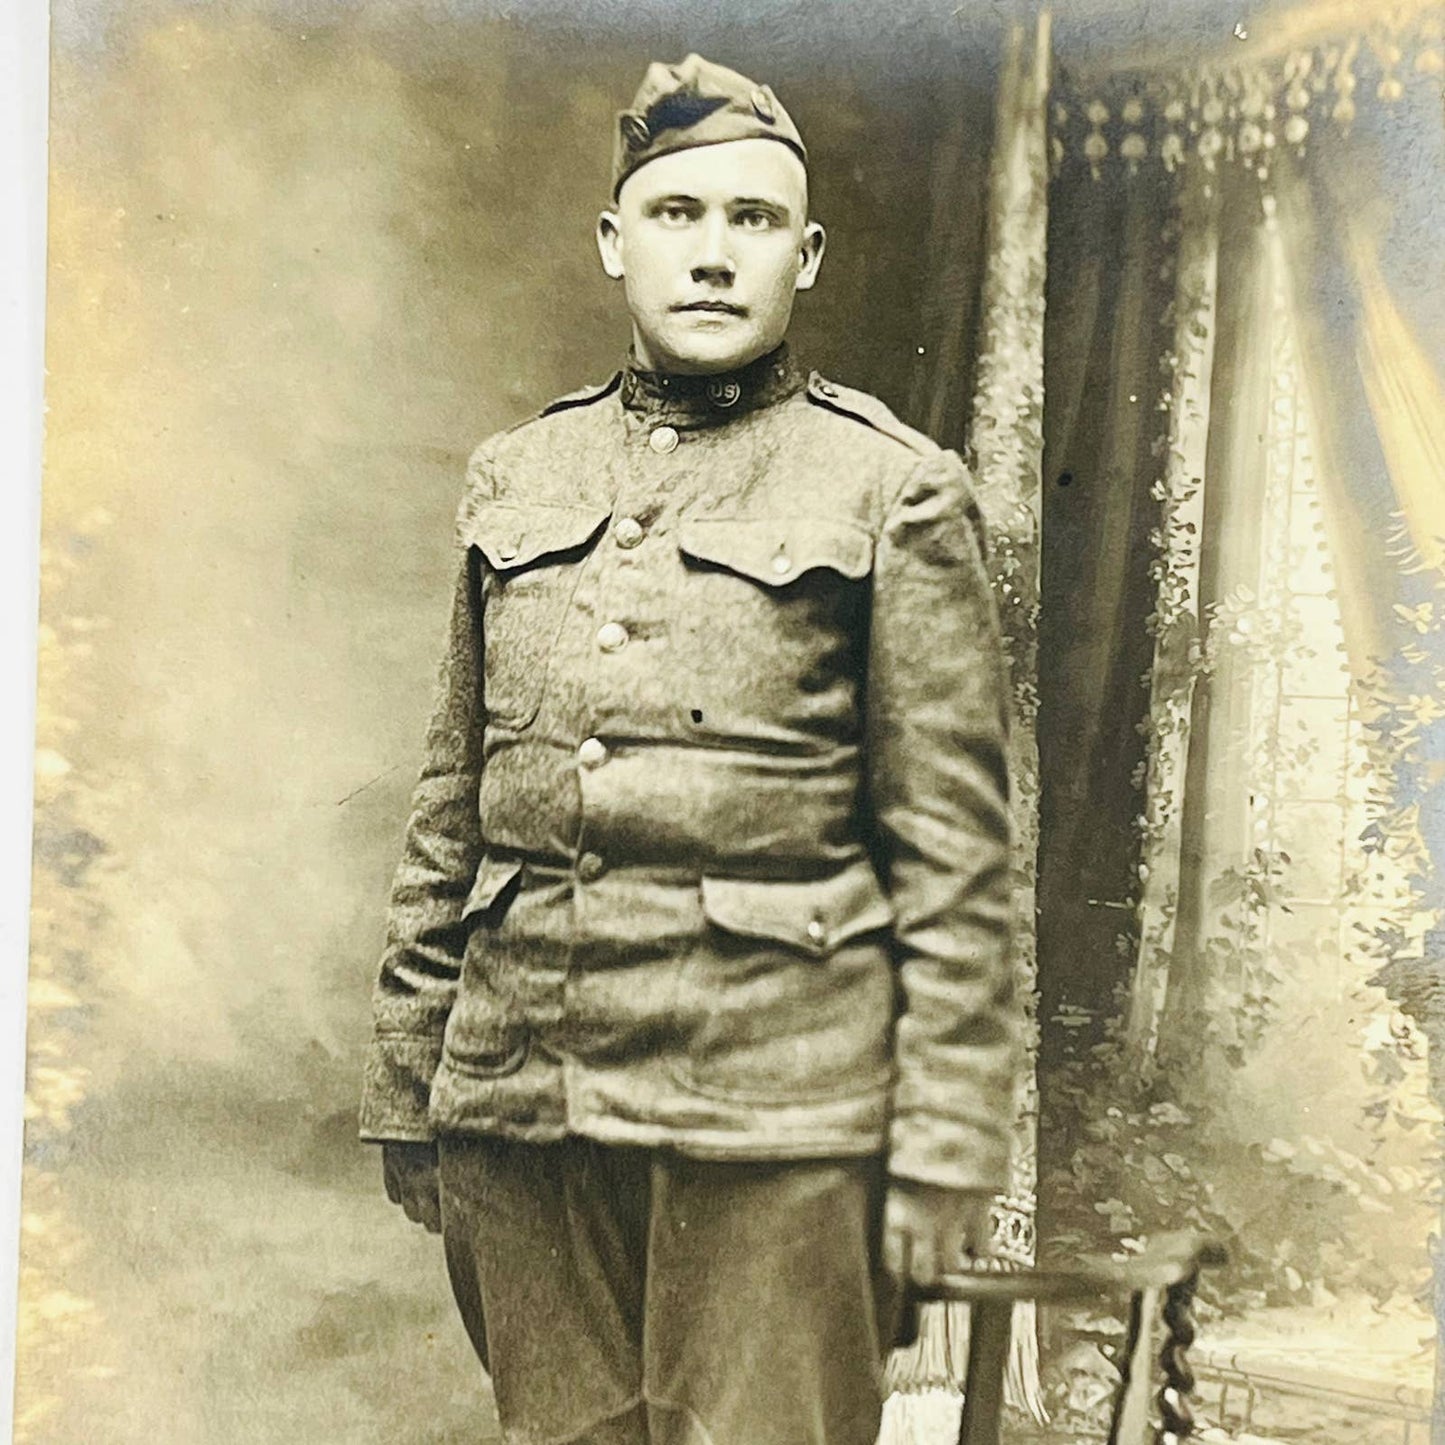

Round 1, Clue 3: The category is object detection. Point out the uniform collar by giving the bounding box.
[618,344,804,424]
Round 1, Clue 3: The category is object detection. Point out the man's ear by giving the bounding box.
[596,210,625,279]
[794,221,826,292]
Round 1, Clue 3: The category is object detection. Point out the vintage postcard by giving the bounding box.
[13,1,1444,1442]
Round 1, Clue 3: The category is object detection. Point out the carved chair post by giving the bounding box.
[910,1232,1226,1445]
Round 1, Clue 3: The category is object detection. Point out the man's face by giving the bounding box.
[597,138,826,375]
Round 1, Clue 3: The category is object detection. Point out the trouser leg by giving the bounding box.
[642,1152,897,1445]
[439,1134,652,1445]
[440,1136,897,1445]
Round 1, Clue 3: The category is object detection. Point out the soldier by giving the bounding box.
[361,53,1018,1445]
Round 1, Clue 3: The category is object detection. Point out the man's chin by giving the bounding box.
[648,331,775,377]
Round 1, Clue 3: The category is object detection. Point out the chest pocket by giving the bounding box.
[676,517,873,589]
[462,502,611,730]
[673,518,874,736]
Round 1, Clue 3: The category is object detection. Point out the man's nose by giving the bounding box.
[690,213,735,283]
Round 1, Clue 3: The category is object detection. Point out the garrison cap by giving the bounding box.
[611,53,807,199]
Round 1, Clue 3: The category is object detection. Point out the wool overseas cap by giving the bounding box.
[611,54,807,199]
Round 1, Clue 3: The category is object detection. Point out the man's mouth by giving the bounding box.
[673,300,747,316]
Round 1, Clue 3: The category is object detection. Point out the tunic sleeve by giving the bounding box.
[359,526,484,1143]
[866,448,1019,1191]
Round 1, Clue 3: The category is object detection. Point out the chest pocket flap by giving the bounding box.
[678,518,873,586]
[462,502,611,572]
[701,860,895,957]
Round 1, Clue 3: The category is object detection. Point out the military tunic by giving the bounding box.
[360,347,1017,1194]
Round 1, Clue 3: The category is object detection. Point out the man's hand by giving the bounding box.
[882,1181,995,1286]
[382,1140,442,1234]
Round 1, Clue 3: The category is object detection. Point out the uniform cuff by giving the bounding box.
[886,1114,1011,1194]
[358,1035,444,1142]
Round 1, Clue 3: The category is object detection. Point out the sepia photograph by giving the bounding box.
[11,0,1445,1442]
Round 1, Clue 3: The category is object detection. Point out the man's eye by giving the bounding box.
[659,205,694,224]
[735,211,774,230]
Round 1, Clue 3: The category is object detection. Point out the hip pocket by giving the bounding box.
[445,854,530,1077]
[670,860,897,1104]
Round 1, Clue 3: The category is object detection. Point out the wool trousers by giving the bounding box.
[438,1134,901,1445]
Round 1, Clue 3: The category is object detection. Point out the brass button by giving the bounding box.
[496,543,519,563]
[597,621,630,652]
[577,737,608,768]
[771,553,793,576]
[578,852,606,882]
[614,516,645,548]
[816,381,839,399]
[649,425,680,454]
[707,378,741,408]
[806,917,827,946]
[750,87,775,123]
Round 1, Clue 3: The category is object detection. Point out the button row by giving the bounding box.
[575,664,608,866]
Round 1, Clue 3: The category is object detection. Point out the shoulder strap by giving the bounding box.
[486,372,620,444]
[805,373,938,455]
[537,373,623,418]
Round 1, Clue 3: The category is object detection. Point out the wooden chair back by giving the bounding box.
[910,1232,1228,1445]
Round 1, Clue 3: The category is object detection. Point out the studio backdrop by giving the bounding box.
[20,1,1444,1442]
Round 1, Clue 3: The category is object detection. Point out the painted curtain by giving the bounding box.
[887,3,1444,1438]
[1038,4,1443,1434]
[882,15,1053,1441]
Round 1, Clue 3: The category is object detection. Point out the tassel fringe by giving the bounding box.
[880,1300,1048,1443]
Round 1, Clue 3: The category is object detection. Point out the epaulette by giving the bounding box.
[805,372,938,455]
[537,373,622,417]
[468,372,621,483]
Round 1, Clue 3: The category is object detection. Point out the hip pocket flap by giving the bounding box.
[461,855,524,922]
[701,862,895,956]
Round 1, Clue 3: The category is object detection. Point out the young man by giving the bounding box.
[361,53,1018,1445]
